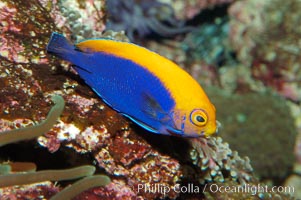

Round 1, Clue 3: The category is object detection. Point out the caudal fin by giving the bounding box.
[46,32,75,61]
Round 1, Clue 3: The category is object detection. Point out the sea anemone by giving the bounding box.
[106,0,193,41]
[0,165,95,188]
[0,95,111,199]
[0,95,65,147]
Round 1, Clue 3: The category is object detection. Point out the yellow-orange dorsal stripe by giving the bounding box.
[76,39,209,110]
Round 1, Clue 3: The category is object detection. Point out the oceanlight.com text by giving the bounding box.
[136,183,295,196]
[206,183,294,196]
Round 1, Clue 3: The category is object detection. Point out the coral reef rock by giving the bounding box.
[208,87,297,181]
[229,0,301,101]
[162,0,234,20]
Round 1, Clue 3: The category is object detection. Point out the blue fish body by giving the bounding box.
[47,32,217,137]
[47,33,177,135]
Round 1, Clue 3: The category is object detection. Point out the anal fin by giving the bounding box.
[122,113,160,134]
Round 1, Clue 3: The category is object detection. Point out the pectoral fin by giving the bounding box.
[141,92,175,122]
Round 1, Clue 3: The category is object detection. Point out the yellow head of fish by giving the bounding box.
[171,96,217,137]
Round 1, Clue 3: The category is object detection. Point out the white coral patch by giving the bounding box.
[57,121,81,141]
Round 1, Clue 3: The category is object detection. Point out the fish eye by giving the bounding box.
[190,109,208,127]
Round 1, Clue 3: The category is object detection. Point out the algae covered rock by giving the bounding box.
[208,88,297,181]
[229,0,301,101]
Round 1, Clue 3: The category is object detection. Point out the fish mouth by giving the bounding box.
[202,120,221,137]
[199,131,205,137]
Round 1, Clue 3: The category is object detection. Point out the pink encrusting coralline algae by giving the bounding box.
[167,0,234,20]
[228,0,301,102]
